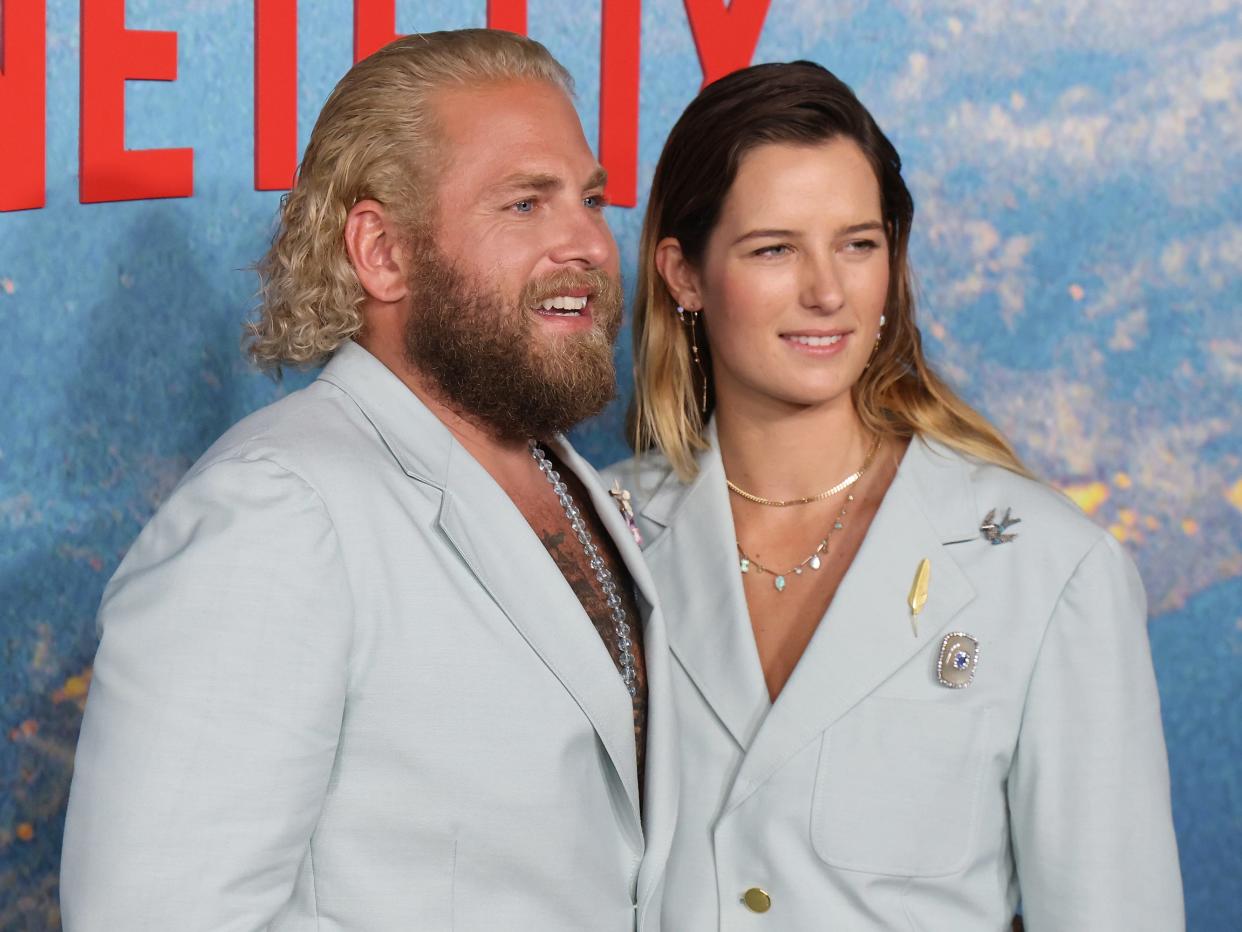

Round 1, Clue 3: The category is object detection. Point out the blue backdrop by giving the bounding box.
[1,1,1239,928]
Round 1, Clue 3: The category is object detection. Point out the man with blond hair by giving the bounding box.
[61,30,675,931]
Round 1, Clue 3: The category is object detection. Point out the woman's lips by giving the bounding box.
[780,330,851,354]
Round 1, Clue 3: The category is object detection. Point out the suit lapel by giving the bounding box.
[436,440,642,827]
[638,433,772,752]
[321,346,642,826]
[551,439,679,918]
[723,437,980,813]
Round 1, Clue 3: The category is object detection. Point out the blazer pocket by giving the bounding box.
[809,697,989,877]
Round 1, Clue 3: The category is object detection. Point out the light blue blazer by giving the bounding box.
[61,342,678,931]
[603,430,1183,931]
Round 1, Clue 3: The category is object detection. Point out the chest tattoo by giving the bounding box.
[535,474,648,800]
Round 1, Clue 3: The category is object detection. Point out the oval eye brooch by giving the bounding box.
[938,632,979,688]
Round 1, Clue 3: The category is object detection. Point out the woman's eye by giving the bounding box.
[754,244,791,257]
[846,238,881,253]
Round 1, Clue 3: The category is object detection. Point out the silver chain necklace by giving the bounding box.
[529,441,638,697]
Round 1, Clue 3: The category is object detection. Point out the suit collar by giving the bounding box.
[550,440,680,917]
[725,436,979,812]
[894,433,983,545]
[436,437,678,907]
[638,428,984,812]
[434,445,644,818]
[317,341,454,488]
[640,423,771,750]
[319,343,679,891]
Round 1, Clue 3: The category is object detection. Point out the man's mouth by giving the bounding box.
[533,294,590,318]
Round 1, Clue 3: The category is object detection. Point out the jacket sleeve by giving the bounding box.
[1007,531,1184,931]
[60,455,353,931]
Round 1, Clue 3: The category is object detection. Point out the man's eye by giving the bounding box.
[512,199,535,213]
[584,194,609,209]
[754,244,790,257]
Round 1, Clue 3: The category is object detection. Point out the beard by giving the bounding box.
[402,241,624,442]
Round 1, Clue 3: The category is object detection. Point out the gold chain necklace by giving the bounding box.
[733,437,879,593]
[738,494,855,592]
[727,437,880,507]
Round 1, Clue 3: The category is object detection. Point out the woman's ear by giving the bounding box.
[654,237,704,311]
[344,200,410,304]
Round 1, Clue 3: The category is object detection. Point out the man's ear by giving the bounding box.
[344,200,410,303]
[654,237,703,311]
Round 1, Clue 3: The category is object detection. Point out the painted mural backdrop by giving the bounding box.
[1,1,1239,928]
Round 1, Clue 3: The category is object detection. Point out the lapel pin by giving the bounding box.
[980,507,1021,545]
[907,558,931,637]
[937,632,980,688]
[609,481,643,547]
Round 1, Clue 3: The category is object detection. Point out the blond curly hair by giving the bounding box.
[247,30,573,370]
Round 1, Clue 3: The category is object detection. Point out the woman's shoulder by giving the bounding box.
[918,436,1118,563]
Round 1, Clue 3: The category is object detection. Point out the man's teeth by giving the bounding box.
[787,334,843,347]
[537,295,588,315]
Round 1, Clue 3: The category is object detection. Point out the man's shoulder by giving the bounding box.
[189,377,384,486]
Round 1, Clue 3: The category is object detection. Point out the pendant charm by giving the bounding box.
[908,558,931,637]
[937,632,980,688]
[980,507,1021,545]
[609,481,643,547]
[736,495,851,592]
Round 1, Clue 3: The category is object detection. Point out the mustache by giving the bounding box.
[520,268,622,310]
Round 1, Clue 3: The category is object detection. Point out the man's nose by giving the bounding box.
[548,205,617,270]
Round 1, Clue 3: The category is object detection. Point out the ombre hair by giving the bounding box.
[247,30,572,370]
[629,61,1027,480]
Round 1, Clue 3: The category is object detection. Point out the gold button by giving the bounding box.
[743,887,771,913]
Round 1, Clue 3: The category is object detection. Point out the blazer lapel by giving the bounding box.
[639,433,772,752]
[552,438,680,918]
[320,346,643,831]
[437,440,643,827]
[723,437,981,814]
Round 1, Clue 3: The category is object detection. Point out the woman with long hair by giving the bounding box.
[605,61,1183,930]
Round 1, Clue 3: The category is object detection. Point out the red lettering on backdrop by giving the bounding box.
[79,0,193,203]
[599,0,639,208]
[0,0,46,211]
[683,0,770,87]
[487,0,526,34]
[353,0,398,63]
[355,1,529,62]
[255,0,298,191]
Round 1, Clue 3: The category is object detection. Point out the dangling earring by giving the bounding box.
[864,314,886,370]
[677,304,709,417]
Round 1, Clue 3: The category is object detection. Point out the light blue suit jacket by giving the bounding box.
[61,342,678,931]
[604,430,1182,931]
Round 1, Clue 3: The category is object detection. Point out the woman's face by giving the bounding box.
[672,138,890,417]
